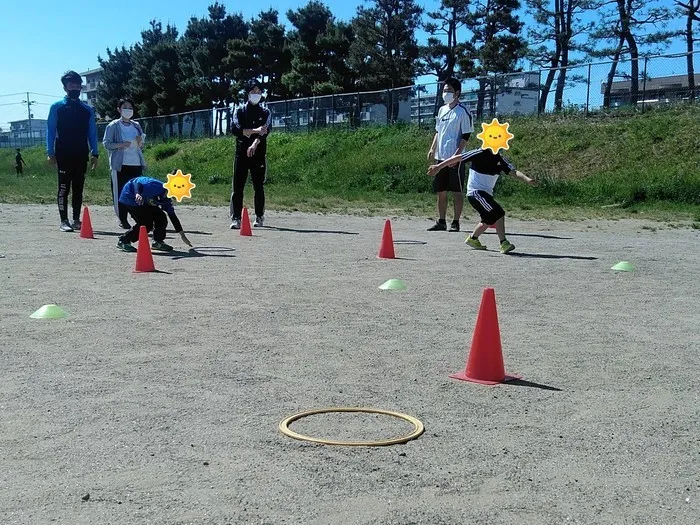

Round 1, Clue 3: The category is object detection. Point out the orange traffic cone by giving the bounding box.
[240,207,253,237]
[134,226,156,273]
[449,288,519,385]
[80,206,95,239]
[378,219,396,259]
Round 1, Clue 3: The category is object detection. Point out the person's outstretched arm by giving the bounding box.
[508,169,537,185]
[159,197,192,247]
[427,148,481,176]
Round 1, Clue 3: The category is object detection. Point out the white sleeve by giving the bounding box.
[460,108,474,134]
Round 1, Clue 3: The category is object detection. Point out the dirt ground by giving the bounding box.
[1,203,699,525]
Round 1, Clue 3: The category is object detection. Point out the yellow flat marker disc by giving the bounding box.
[279,407,425,447]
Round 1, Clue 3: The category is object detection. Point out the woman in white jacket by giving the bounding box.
[102,99,147,229]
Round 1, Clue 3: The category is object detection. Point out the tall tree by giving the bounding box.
[676,1,700,101]
[349,0,424,90]
[315,20,357,94]
[421,0,474,81]
[421,0,476,115]
[465,0,528,118]
[128,20,180,117]
[181,2,248,116]
[589,0,677,108]
[527,0,597,112]
[282,1,337,96]
[225,9,291,101]
[96,46,133,120]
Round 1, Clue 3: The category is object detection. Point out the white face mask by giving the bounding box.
[121,108,134,120]
[443,92,455,104]
[249,93,262,105]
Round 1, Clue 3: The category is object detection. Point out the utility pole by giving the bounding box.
[23,92,36,137]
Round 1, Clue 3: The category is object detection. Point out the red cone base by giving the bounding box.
[80,206,95,239]
[134,226,156,273]
[240,207,253,237]
[378,219,396,259]
[449,287,520,385]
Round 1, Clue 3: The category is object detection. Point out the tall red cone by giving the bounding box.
[378,219,396,259]
[80,206,95,239]
[449,288,519,385]
[240,207,253,237]
[134,226,156,273]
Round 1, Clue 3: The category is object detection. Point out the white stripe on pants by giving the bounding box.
[111,169,120,218]
[474,192,493,212]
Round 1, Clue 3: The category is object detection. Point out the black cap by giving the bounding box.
[61,70,83,86]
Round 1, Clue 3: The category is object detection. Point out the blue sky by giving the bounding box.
[0,0,687,128]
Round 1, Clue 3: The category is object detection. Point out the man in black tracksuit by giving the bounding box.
[46,70,99,232]
[229,81,272,229]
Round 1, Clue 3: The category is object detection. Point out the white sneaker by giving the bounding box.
[71,219,82,231]
[254,216,264,228]
[230,219,241,230]
[60,220,73,232]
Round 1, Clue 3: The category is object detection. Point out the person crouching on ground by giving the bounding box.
[427,148,536,254]
[116,176,192,252]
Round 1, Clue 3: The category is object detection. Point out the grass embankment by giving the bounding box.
[1,105,699,224]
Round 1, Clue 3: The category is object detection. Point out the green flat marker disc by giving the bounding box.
[30,304,69,319]
[379,279,407,291]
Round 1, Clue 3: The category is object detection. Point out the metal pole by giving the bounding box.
[642,56,648,113]
[386,89,391,125]
[417,87,421,128]
[331,94,335,128]
[537,69,542,117]
[586,64,591,116]
[26,92,32,138]
[490,74,496,117]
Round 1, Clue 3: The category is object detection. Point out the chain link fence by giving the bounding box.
[3,51,698,149]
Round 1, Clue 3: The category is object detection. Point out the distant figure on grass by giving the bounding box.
[426,77,473,232]
[229,80,272,230]
[116,176,192,253]
[46,70,99,232]
[15,149,26,175]
[428,148,536,254]
[103,98,147,230]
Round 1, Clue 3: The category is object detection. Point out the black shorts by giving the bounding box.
[467,191,505,225]
[432,161,466,193]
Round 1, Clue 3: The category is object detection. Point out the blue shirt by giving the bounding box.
[46,96,98,158]
[118,177,183,232]
[118,177,172,210]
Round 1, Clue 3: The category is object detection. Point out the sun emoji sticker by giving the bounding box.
[477,118,514,154]
[163,169,196,202]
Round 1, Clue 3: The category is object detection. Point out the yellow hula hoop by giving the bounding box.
[278,407,425,447]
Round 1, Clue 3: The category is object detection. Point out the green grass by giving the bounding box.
[2,104,700,223]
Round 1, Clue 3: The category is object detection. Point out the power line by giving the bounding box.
[0,92,26,98]
[29,92,63,98]
[0,102,23,107]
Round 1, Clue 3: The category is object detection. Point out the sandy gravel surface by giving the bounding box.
[1,204,699,525]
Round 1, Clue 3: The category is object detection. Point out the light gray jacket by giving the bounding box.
[103,119,147,171]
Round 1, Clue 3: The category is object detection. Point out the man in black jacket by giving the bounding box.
[229,81,272,229]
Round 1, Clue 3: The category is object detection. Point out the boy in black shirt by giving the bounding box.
[428,148,536,253]
[229,81,272,229]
